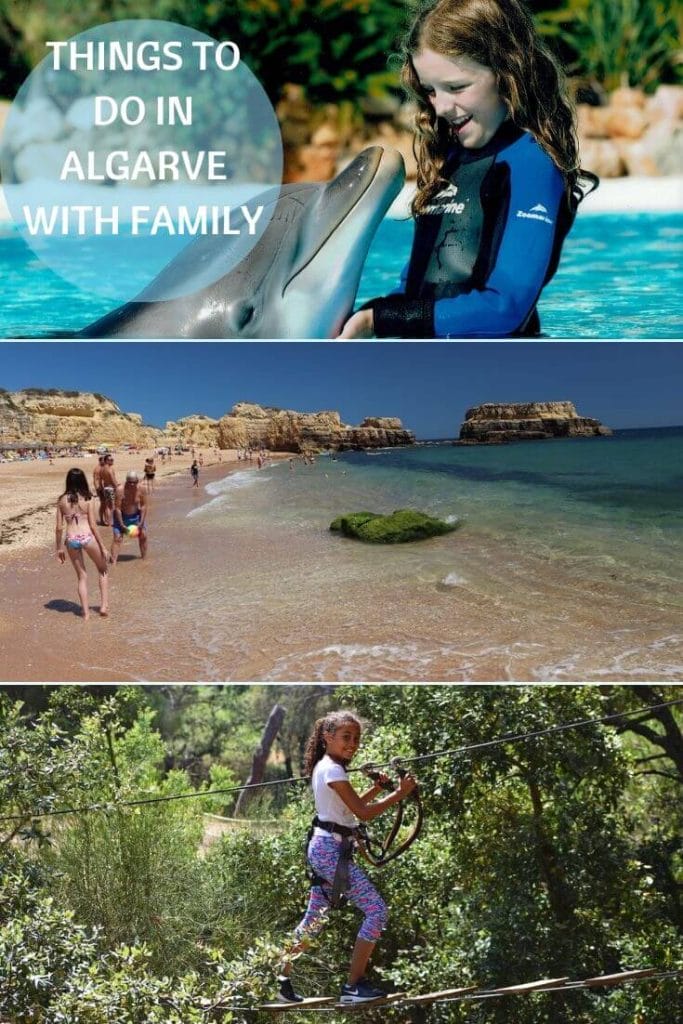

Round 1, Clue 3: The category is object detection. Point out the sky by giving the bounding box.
[2,341,681,438]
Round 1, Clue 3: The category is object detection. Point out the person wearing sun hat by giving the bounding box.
[110,469,148,564]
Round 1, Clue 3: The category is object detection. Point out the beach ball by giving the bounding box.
[127,524,140,538]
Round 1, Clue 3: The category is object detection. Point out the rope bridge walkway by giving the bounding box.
[257,969,680,1012]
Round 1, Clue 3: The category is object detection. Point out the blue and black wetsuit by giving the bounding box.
[368,122,576,338]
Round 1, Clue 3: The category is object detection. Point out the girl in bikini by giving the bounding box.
[55,468,110,619]
[277,711,416,1005]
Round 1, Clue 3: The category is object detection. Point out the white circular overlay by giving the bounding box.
[0,20,283,302]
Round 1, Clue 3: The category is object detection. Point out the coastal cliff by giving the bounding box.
[457,402,612,443]
[0,389,163,448]
[1,392,414,453]
[217,403,415,452]
[164,414,220,448]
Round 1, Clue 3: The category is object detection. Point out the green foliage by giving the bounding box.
[330,508,460,542]
[538,0,682,91]
[177,0,407,106]
[42,706,222,975]
[338,685,682,1021]
[0,1,408,105]
[0,854,278,1023]
[2,686,681,1024]
[145,685,271,788]
[0,694,102,849]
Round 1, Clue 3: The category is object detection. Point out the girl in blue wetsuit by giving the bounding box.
[339,0,598,339]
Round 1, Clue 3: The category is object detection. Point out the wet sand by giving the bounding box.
[0,455,281,682]
[1,455,680,683]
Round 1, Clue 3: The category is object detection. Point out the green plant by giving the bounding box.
[539,0,682,92]
[0,1,409,106]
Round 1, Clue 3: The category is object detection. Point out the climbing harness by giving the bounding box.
[304,758,424,909]
[305,817,357,908]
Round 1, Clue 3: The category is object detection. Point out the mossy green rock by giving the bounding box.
[330,509,459,544]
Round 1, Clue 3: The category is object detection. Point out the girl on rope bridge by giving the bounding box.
[338,0,598,339]
[276,711,417,1005]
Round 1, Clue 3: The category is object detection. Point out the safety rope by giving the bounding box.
[356,759,424,867]
[1,697,680,823]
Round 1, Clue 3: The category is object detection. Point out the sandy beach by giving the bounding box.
[1,435,680,684]
[0,447,239,552]
[0,451,292,682]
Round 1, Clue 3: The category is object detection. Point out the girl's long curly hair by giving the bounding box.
[303,711,362,776]
[401,0,598,214]
[62,468,92,504]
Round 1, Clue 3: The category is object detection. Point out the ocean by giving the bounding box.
[166,427,682,682]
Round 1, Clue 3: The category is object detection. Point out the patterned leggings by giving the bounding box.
[295,834,388,943]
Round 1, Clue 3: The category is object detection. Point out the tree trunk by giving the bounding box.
[234,703,286,816]
[527,776,576,928]
[618,687,683,779]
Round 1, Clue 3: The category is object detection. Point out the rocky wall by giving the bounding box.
[458,401,612,443]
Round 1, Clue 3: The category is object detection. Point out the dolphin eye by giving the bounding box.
[229,301,255,332]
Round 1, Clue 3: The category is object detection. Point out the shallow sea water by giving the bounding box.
[3,430,681,682]
[1,212,681,337]
[132,428,682,682]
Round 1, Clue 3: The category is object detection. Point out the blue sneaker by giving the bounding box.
[339,978,387,1004]
[277,976,304,1003]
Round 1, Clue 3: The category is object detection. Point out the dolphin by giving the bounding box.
[79,146,405,338]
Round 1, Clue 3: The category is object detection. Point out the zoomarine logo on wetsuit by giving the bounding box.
[424,182,466,216]
[516,202,553,225]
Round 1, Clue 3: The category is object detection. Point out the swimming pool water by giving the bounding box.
[357,213,683,338]
[1,211,681,337]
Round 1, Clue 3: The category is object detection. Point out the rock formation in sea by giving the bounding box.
[217,402,415,452]
[457,402,612,444]
[0,391,414,453]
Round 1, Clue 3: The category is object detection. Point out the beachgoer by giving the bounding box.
[144,455,157,493]
[100,454,118,526]
[55,468,109,619]
[191,460,199,487]
[110,471,148,564]
[92,455,106,524]
[276,711,416,1005]
[338,0,598,340]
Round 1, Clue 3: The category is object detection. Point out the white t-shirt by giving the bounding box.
[311,754,357,832]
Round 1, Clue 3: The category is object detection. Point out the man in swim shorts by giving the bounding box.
[144,455,157,493]
[110,471,148,564]
[100,455,118,527]
[93,455,105,523]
